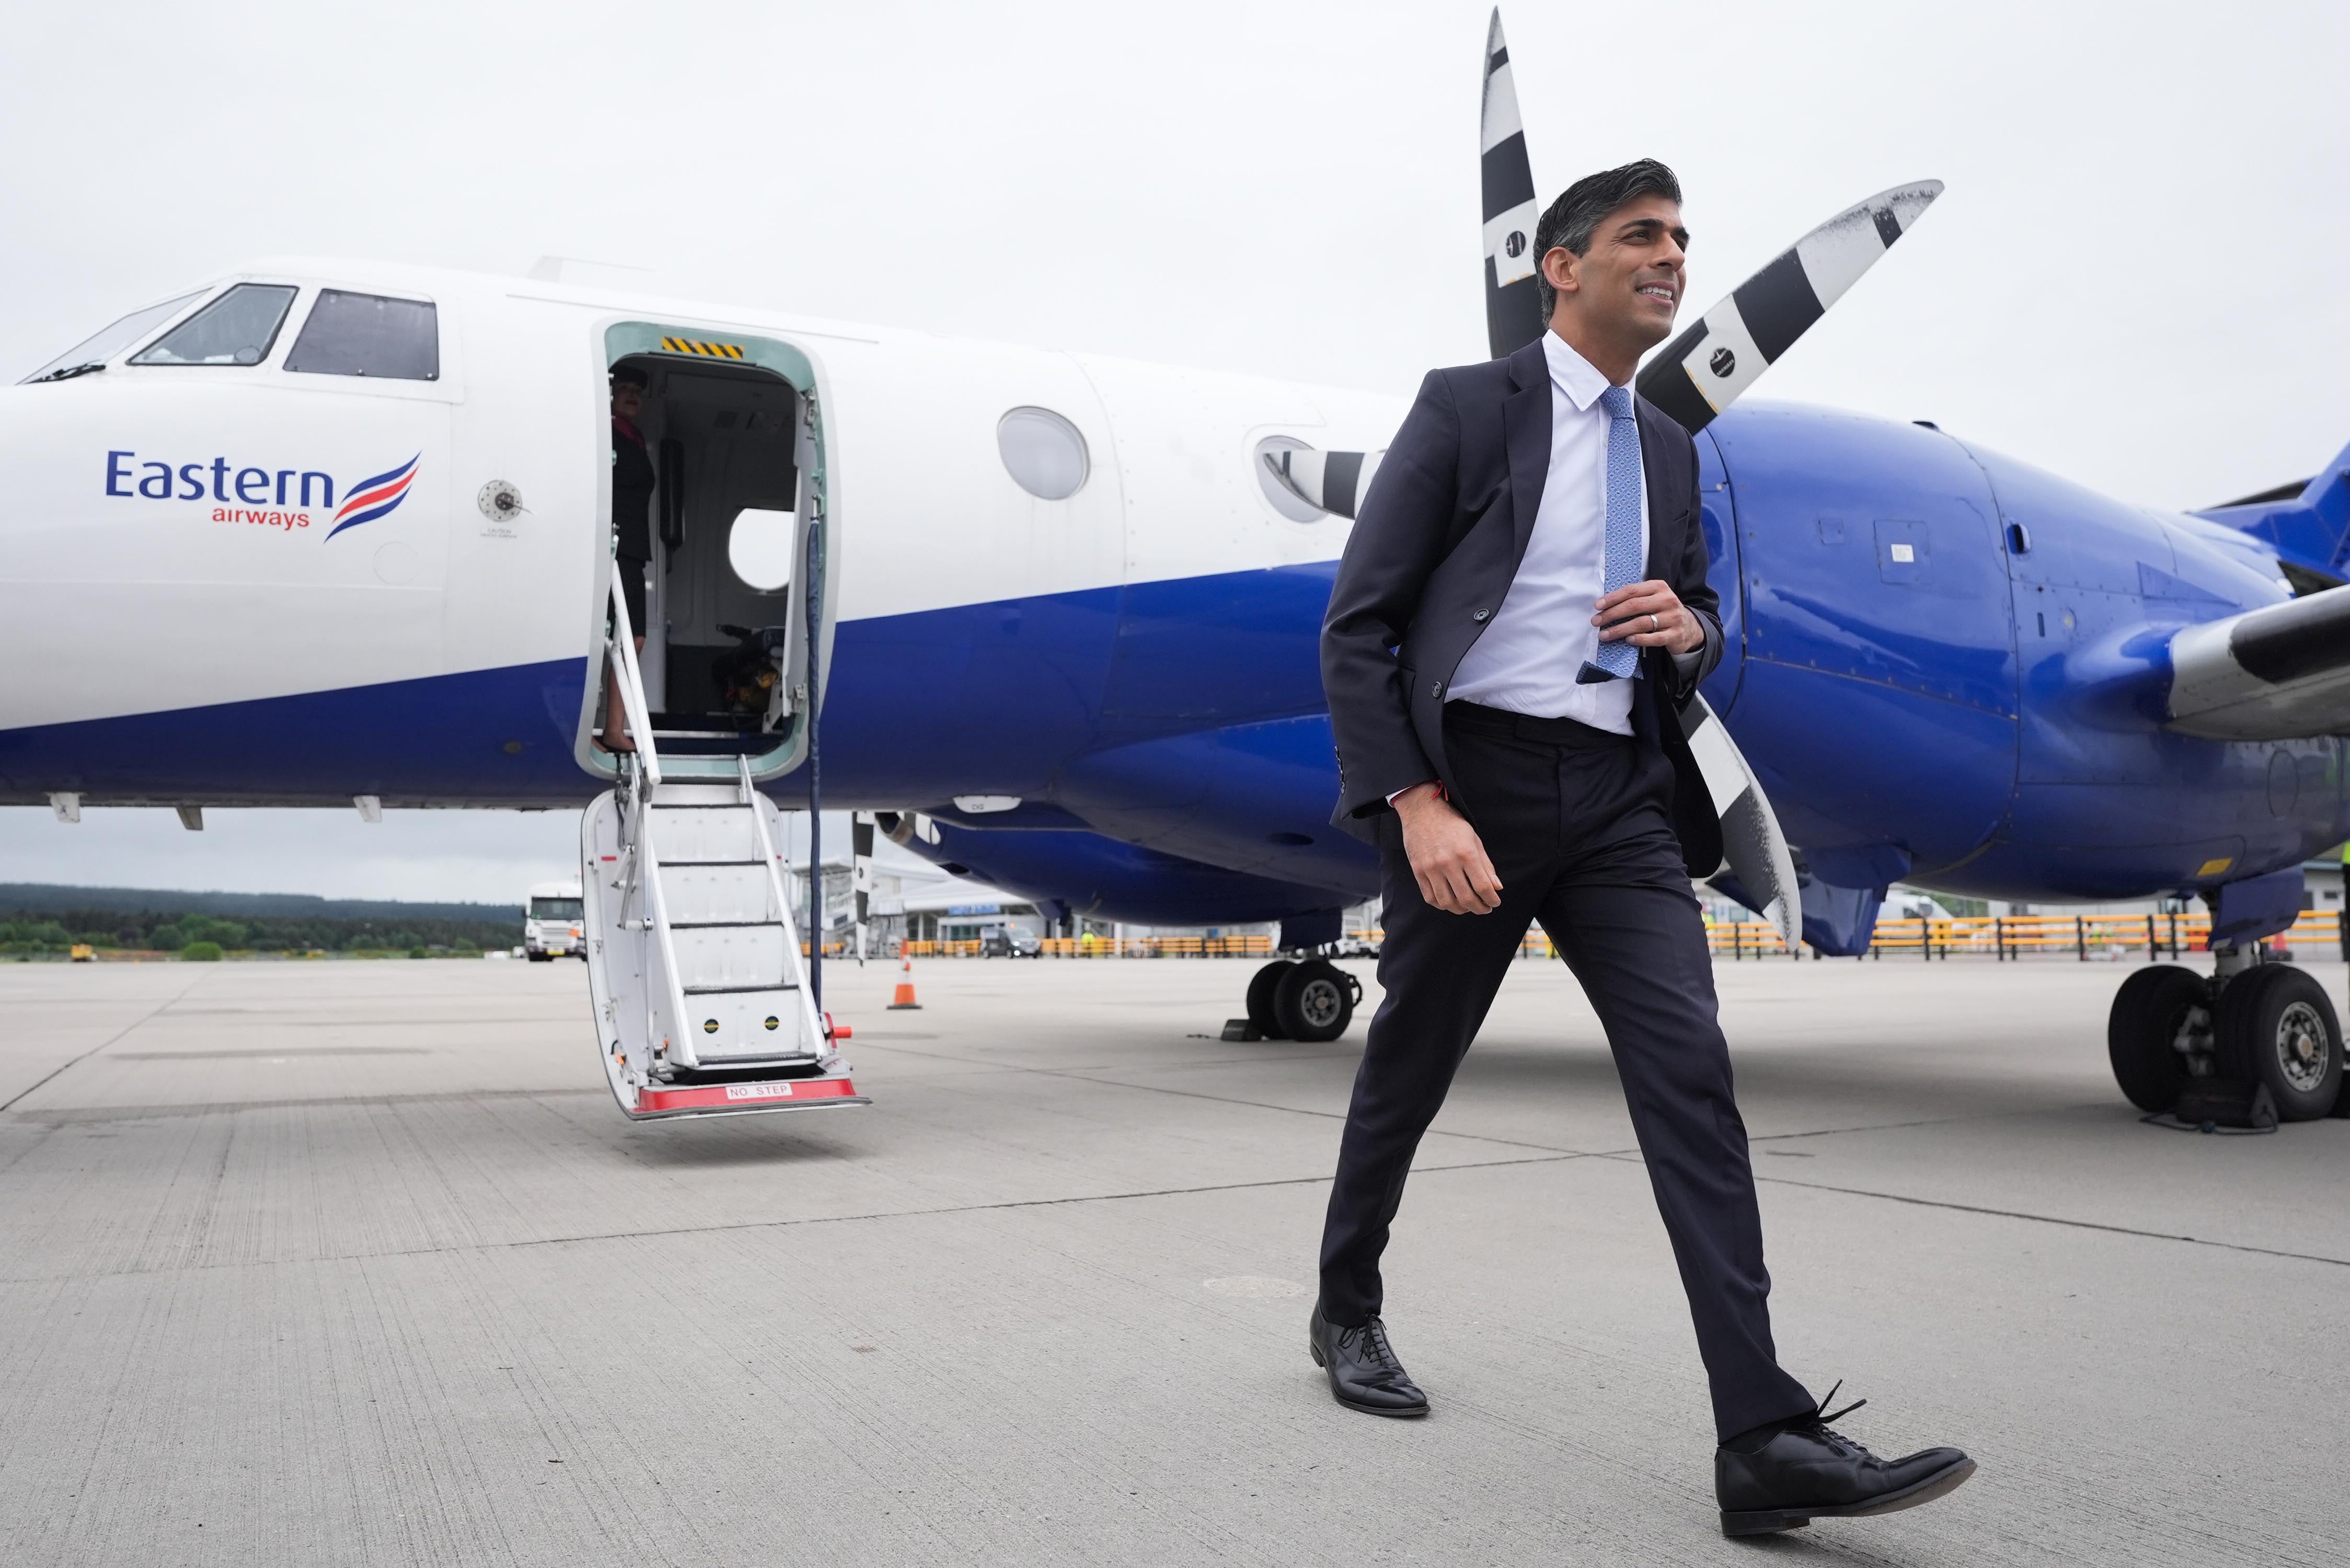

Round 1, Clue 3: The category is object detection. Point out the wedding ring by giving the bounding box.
[1648,613,1660,632]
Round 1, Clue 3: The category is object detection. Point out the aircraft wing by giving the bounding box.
[2167,585,2350,739]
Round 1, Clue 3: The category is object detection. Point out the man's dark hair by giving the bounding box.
[1532,159,1682,326]
[609,364,650,390]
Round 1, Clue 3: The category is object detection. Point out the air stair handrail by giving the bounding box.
[739,754,830,1055]
[607,571,663,788]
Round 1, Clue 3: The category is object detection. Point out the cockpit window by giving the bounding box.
[131,283,299,367]
[18,290,203,383]
[285,290,439,381]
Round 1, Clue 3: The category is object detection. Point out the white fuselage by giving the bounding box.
[0,258,1402,804]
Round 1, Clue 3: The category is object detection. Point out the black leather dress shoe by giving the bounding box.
[1308,1305,1429,1416]
[1715,1386,1974,1536]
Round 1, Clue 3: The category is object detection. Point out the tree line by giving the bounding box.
[0,906,523,957]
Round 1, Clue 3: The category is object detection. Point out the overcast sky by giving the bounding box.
[4,0,2345,901]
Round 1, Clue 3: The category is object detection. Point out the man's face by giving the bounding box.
[1547,194,1689,348]
[612,382,644,419]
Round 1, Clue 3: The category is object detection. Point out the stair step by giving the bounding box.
[684,982,801,996]
[675,986,814,1063]
[650,804,768,864]
[670,924,787,990]
[658,863,777,925]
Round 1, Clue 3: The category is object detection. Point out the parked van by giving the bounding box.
[525,881,586,961]
[982,925,1043,959]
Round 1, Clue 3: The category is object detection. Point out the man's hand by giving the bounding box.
[1393,782,1503,915]
[1593,579,1705,655]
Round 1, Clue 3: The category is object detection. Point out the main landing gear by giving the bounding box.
[2107,950,2346,1123]
[1224,958,1363,1043]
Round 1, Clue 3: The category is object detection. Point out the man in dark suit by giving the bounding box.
[1311,161,1973,1536]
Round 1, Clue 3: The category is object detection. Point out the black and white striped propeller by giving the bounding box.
[1263,447,1383,520]
[1264,179,1941,521]
[1480,10,1542,361]
[1637,181,1941,432]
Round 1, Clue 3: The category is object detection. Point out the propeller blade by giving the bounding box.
[1638,181,1943,434]
[1263,447,1385,520]
[1679,693,1802,948]
[1481,9,1543,360]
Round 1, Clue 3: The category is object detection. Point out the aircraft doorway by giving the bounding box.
[588,325,830,781]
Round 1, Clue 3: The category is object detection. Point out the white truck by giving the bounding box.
[525,880,586,962]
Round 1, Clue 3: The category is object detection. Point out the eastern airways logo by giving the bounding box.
[326,456,420,540]
[103,449,421,538]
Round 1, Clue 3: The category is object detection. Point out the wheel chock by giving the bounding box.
[1220,1018,1264,1042]
[2170,1079,2278,1131]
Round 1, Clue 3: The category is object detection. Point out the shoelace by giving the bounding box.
[1339,1318,1406,1377]
[1800,1380,1873,1457]
[1814,1379,1868,1426]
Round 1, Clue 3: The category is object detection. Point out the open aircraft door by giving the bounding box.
[575,321,862,1120]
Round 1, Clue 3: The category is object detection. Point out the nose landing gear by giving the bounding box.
[2107,954,2345,1122]
[1226,958,1363,1043]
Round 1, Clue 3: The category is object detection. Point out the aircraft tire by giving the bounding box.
[2106,965,2209,1113]
[1246,961,1294,1039]
[2216,964,2343,1122]
[1274,960,1357,1044]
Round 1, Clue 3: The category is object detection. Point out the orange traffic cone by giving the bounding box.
[887,954,923,1010]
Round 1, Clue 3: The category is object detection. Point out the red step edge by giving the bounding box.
[637,1076,860,1113]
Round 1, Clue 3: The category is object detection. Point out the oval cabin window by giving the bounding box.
[997,407,1089,500]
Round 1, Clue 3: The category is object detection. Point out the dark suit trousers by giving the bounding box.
[1316,702,1817,1442]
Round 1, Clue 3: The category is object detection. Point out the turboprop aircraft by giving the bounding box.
[4,12,2346,1125]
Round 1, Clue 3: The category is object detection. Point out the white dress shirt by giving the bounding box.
[1446,331,1645,733]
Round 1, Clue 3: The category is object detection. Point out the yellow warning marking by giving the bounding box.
[659,336,747,360]
[2196,856,2234,877]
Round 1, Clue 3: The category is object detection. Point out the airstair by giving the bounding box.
[581,580,864,1120]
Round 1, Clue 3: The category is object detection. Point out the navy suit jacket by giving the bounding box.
[1321,336,1726,872]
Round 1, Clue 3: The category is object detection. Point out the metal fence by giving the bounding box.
[872,910,2350,963]
[1706,908,2350,961]
[898,935,1278,959]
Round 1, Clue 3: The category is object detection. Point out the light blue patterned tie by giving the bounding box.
[1581,384,1644,683]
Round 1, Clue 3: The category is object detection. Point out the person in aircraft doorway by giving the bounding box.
[601,365,656,752]
[1312,161,1974,1538]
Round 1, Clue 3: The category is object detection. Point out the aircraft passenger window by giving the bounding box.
[18,290,202,383]
[285,290,440,381]
[997,406,1089,500]
[130,283,298,366]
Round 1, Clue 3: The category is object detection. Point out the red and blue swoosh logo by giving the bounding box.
[325,455,420,540]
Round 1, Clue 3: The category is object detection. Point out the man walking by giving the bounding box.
[1311,160,1974,1536]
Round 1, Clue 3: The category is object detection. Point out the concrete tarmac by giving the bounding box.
[2,953,2345,1566]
